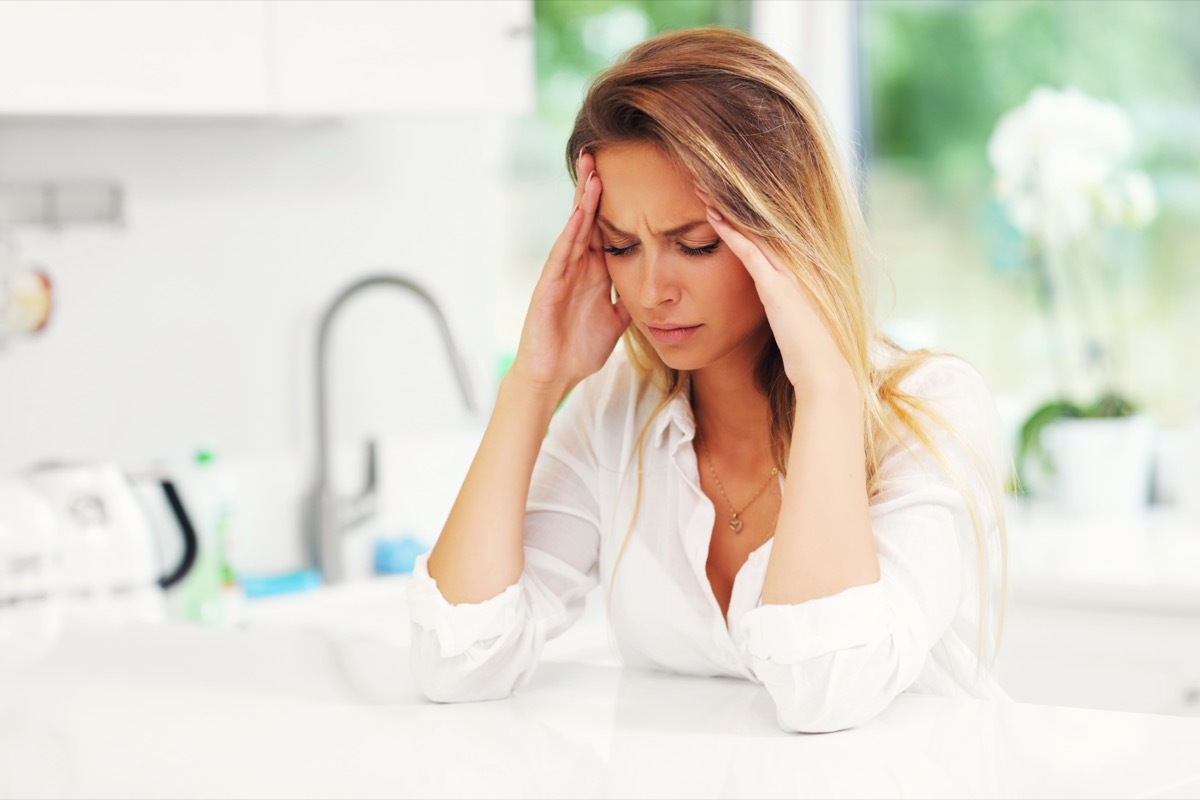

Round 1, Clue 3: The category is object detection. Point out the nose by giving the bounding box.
[637,248,681,309]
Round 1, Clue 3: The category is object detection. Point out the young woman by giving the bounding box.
[408,27,1009,733]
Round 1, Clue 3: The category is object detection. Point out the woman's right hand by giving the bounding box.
[508,149,631,398]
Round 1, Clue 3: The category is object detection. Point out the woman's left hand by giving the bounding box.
[696,187,856,398]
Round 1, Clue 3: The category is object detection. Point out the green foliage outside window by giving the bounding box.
[861,0,1200,435]
[867,1,1200,190]
[533,0,748,117]
[864,0,1200,291]
[513,0,748,177]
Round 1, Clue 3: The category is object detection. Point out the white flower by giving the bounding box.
[1123,171,1158,227]
[987,86,1157,244]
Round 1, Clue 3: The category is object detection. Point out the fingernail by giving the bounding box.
[579,147,587,161]
[568,204,579,222]
[706,206,723,222]
[585,171,596,189]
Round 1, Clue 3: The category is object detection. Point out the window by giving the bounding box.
[862,0,1200,430]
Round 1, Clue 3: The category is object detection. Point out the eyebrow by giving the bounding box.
[598,216,710,239]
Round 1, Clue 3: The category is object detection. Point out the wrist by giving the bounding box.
[500,369,573,415]
[792,363,860,406]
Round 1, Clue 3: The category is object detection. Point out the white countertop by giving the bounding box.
[3,615,1200,799]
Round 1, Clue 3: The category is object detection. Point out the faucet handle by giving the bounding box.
[363,437,378,496]
[339,438,379,530]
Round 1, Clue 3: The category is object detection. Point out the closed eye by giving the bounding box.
[679,240,721,257]
[602,240,721,258]
[603,243,638,257]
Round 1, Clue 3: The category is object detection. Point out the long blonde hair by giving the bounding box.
[566,28,1008,672]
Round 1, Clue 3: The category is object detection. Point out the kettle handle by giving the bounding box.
[157,479,199,590]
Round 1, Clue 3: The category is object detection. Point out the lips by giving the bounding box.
[646,323,702,344]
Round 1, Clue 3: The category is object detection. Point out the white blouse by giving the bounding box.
[407,341,1011,733]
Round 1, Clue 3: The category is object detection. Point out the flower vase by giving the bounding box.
[1042,413,1156,516]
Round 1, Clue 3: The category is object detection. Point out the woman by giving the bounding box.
[408,27,1009,733]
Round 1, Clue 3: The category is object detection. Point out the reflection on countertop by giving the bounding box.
[1,617,1199,799]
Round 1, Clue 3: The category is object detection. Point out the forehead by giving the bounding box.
[593,143,699,225]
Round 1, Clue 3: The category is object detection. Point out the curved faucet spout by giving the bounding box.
[311,273,480,583]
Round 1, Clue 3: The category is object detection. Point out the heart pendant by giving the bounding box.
[729,517,744,533]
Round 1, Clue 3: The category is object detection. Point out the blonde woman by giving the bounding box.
[408,27,1009,733]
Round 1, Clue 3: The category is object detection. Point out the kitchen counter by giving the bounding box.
[2,615,1200,799]
[1005,498,1200,614]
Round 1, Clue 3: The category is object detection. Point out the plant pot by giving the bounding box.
[1042,413,1156,516]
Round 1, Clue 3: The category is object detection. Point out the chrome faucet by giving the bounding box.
[311,273,480,583]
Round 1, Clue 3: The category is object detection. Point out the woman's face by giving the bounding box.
[594,142,770,374]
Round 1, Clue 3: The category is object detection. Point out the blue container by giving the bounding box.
[373,535,429,575]
[240,568,323,599]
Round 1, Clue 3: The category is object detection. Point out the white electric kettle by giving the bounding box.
[21,462,198,622]
[0,477,63,672]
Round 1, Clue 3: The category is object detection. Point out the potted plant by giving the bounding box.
[988,86,1158,514]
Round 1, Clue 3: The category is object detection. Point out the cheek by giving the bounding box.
[712,254,760,305]
[607,259,635,299]
[716,269,767,331]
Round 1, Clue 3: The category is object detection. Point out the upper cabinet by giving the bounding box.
[0,1,271,115]
[0,0,533,116]
[271,1,533,115]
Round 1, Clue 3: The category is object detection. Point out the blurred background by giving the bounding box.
[1,0,1198,718]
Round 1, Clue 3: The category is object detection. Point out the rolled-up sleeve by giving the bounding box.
[407,374,605,703]
[736,358,1003,733]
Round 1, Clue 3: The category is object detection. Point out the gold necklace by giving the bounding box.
[697,436,778,534]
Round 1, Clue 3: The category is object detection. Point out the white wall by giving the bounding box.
[751,0,861,180]
[0,116,511,570]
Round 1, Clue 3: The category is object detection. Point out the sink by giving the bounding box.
[239,574,414,646]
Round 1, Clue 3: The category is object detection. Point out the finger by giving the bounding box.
[589,216,604,255]
[544,201,587,274]
[568,171,601,265]
[573,168,592,212]
[573,149,595,208]
[700,203,779,284]
[611,295,632,329]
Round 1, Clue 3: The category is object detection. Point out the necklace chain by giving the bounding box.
[697,436,778,534]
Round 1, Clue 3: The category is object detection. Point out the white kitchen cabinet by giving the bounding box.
[269,0,534,115]
[996,498,1200,717]
[0,0,533,116]
[0,0,271,115]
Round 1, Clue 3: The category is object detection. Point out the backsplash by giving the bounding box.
[0,116,509,476]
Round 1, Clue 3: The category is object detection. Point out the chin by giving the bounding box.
[645,343,708,372]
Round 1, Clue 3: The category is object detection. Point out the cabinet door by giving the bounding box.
[0,0,270,115]
[270,0,534,114]
[994,605,1200,717]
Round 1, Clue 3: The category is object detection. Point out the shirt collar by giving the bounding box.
[651,375,697,448]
